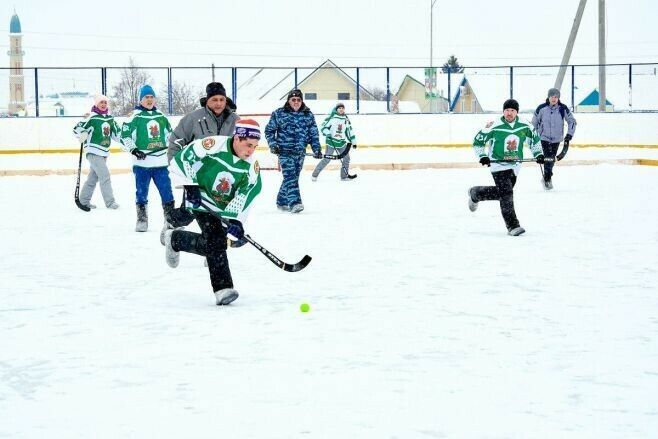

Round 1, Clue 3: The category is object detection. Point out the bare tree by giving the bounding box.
[369,86,389,101]
[110,57,152,116]
[158,81,201,115]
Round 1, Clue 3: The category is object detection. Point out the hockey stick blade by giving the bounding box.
[75,198,91,212]
[200,201,312,272]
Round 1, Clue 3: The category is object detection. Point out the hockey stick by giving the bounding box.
[490,158,555,163]
[338,144,357,179]
[199,201,312,272]
[74,142,91,212]
[305,142,352,160]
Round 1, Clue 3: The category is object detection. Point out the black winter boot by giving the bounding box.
[135,204,148,232]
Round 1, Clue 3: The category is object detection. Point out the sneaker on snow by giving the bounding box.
[164,229,180,268]
[107,202,119,209]
[508,227,526,236]
[468,188,478,212]
[542,178,553,190]
[290,203,304,213]
[214,288,239,306]
[276,204,290,212]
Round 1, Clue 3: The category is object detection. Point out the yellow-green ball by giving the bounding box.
[300,303,310,313]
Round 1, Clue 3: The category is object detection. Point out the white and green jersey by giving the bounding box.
[120,108,172,168]
[73,114,120,157]
[473,116,542,174]
[320,110,356,148]
[168,135,262,224]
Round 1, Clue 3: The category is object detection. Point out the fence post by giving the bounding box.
[34,67,39,117]
[101,67,106,96]
[386,67,390,113]
[294,68,298,89]
[571,65,575,110]
[232,67,237,104]
[509,66,514,99]
[356,67,360,114]
[628,64,632,110]
[447,70,451,112]
[167,67,173,114]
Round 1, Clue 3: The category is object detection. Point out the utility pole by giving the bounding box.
[555,0,587,90]
[598,0,607,111]
[429,0,438,112]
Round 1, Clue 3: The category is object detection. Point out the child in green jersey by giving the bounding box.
[468,99,544,236]
[72,94,121,209]
[312,102,357,181]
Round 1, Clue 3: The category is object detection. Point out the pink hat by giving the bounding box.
[94,94,109,106]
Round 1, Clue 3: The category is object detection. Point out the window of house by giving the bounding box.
[337,92,350,100]
[305,93,317,100]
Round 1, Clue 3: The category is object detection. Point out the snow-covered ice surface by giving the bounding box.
[1,161,658,438]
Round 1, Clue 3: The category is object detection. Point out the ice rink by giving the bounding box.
[1,156,658,438]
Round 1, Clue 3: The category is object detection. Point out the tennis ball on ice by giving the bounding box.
[300,303,310,313]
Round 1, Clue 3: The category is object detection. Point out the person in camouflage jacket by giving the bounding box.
[264,89,321,213]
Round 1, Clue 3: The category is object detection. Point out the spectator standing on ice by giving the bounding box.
[265,89,322,213]
[312,102,357,181]
[468,99,544,236]
[120,85,175,232]
[73,94,121,210]
[167,82,239,162]
[531,88,577,189]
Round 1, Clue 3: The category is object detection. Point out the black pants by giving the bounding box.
[541,141,560,180]
[170,209,233,293]
[471,169,520,231]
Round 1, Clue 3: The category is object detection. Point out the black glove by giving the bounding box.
[349,143,357,149]
[226,219,244,241]
[184,185,201,208]
[535,154,545,164]
[479,157,491,167]
[132,149,146,160]
[564,134,573,143]
[556,142,569,161]
[313,150,323,159]
[270,146,280,155]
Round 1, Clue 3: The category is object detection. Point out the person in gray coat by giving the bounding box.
[167,82,239,162]
[531,88,577,189]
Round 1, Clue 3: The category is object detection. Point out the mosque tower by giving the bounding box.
[8,10,26,115]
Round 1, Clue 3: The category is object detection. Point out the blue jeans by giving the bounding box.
[133,166,174,206]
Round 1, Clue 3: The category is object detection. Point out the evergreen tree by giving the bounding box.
[442,55,464,73]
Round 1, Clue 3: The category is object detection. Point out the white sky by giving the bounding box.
[2,0,658,68]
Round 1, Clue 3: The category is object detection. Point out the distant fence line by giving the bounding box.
[2,62,657,117]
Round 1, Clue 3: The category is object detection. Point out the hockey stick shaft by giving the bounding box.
[305,142,352,160]
[199,201,311,272]
[74,142,91,212]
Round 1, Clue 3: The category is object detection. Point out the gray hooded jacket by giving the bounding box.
[167,106,238,162]
[531,100,577,143]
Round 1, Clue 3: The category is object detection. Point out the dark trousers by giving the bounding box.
[277,154,306,207]
[471,169,520,231]
[170,210,233,293]
[541,141,560,180]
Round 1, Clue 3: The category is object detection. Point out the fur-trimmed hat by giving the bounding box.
[206,82,227,99]
[287,89,303,100]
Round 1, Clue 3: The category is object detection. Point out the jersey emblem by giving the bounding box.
[213,172,235,196]
[202,138,216,150]
[485,121,494,128]
[102,122,111,137]
[253,160,260,174]
[505,135,520,151]
[147,120,160,138]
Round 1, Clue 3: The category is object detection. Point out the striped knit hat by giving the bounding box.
[234,118,261,139]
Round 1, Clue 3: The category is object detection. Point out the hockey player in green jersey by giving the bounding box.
[73,94,121,209]
[164,119,263,306]
[312,102,357,181]
[468,99,544,236]
[120,85,175,233]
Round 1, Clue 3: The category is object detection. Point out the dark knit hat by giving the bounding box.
[335,102,345,110]
[206,82,227,99]
[503,99,519,112]
[287,89,303,100]
[547,88,560,98]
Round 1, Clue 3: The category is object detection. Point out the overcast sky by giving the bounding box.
[2,0,657,69]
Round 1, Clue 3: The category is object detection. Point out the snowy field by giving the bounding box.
[1,161,658,438]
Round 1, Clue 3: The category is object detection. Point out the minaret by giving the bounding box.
[8,10,26,115]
